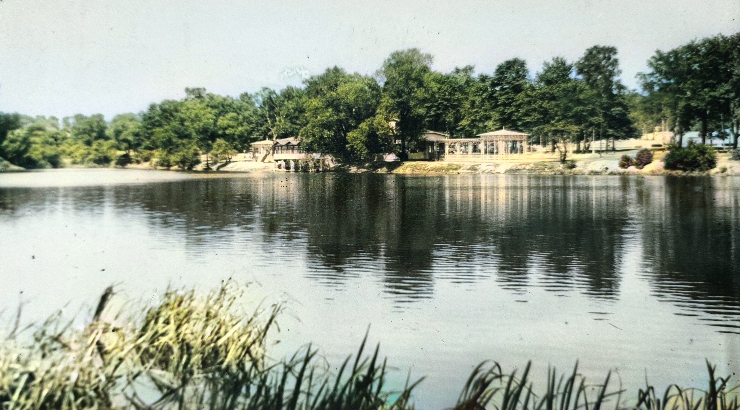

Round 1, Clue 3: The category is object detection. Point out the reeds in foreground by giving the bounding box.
[0,282,738,410]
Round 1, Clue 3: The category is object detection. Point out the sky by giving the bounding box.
[1,0,738,120]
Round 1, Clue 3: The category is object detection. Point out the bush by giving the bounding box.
[154,150,173,169]
[730,149,740,161]
[619,149,653,170]
[133,150,154,164]
[663,142,717,172]
[634,148,653,169]
[89,140,118,166]
[211,138,237,164]
[115,152,132,167]
[619,154,633,169]
[174,145,201,170]
[61,141,92,164]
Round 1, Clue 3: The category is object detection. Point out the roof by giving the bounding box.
[446,138,481,142]
[477,128,530,137]
[422,131,448,142]
[276,137,300,146]
[251,137,301,147]
[251,139,274,147]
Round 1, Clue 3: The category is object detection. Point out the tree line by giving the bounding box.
[1,32,738,169]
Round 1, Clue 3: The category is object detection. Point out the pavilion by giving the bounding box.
[444,128,530,161]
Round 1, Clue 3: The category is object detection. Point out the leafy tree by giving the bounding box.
[174,144,201,170]
[422,66,480,137]
[346,103,396,160]
[251,87,307,142]
[1,128,31,166]
[378,49,433,159]
[729,32,740,149]
[108,113,143,153]
[488,58,532,131]
[0,112,21,148]
[89,140,118,166]
[211,138,237,163]
[576,46,635,149]
[300,67,381,159]
[527,57,595,156]
[64,114,108,146]
[639,34,739,146]
[140,88,261,163]
[1,125,62,168]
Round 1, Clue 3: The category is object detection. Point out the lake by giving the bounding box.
[1,169,739,409]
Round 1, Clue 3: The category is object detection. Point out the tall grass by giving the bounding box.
[1,282,738,410]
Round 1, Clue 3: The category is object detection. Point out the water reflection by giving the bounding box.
[1,172,739,332]
[638,177,740,332]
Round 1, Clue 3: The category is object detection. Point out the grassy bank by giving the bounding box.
[1,283,738,410]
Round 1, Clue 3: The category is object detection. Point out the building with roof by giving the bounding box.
[408,131,448,160]
[444,128,531,161]
[250,137,308,162]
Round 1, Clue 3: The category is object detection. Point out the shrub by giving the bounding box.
[663,142,717,172]
[174,145,201,170]
[619,154,633,169]
[634,148,653,169]
[154,150,173,169]
[133,150,154,164]
[89,140,119,166]
[115,152,132,167]
[61,141,92,164]
[730,149,740,161]
[211,138,237,164]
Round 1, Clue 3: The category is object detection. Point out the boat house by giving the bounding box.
[250,137,307,162]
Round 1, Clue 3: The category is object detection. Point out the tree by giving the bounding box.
[576,46,635,149]
[1,124,62,168]
[211,138,237,164]
[378,49,433,159]
[488,58,532,131]
[299,67,381,160]
[108,113,143,153]
[64,114,108,146]
[0,112,21,149]
[251,87,307,142]
[639,34,738,147]
[422,66,480,137]
[527,57,595,158]
[346,100,396,161]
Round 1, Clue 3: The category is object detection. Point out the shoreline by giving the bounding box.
[4,152,739,177]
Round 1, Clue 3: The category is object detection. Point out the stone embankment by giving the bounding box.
[382,152,740,176]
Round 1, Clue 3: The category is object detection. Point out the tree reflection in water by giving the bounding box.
[2,172,738,330]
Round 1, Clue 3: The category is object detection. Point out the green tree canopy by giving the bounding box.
[378,49,433,159]
[300,67,381,159]
[64,114,108,146]
[576,46,635,144]
[639,33,739,146]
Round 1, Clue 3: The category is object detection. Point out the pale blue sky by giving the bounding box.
[1,0,738,119]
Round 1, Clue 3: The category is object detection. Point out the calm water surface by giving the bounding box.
[1,169,739,408]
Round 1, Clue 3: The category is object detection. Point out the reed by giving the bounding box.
[452,361,739,410]
[1,283,738,410]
